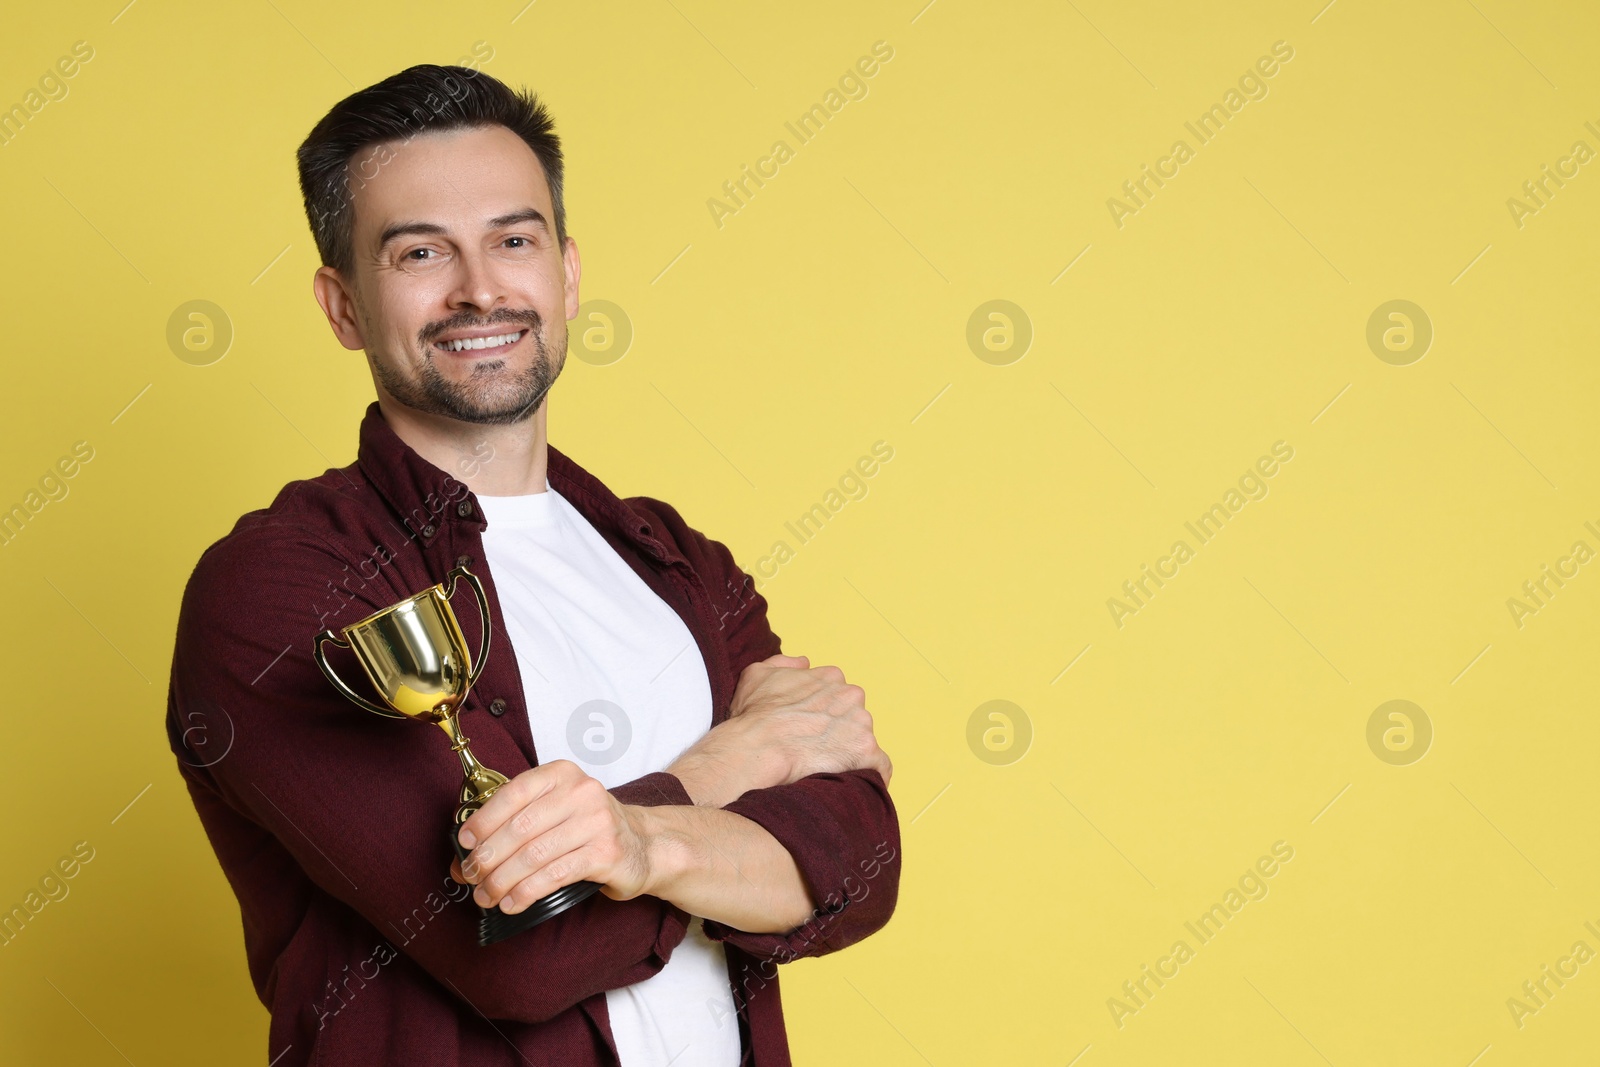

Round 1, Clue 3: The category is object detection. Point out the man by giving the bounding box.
[166,64,899,1067]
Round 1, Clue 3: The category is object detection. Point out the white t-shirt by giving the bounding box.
[476,480,740,1067]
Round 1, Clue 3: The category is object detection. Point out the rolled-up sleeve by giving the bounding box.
[705,769,900,960]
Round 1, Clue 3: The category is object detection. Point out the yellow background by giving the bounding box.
[3,0,1597,1063]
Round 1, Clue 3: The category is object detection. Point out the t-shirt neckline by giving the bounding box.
[475,479,559,529]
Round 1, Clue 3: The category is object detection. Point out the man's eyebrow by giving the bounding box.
[487,208,550,231]
[377,208,551,250]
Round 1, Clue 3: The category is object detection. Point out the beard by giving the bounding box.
[374,310,567,426]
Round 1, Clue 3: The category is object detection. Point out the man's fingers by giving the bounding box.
[494,844,591,914]
[472,817,586,910]
[460,769,585,884]
[732,655,811,717]
[457,761,573,851]
[463,800,573,887]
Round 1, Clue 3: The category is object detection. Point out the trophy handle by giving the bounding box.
[312,629,408,719]
[444,564,493,693]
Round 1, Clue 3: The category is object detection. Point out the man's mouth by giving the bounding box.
[434,328,529,354]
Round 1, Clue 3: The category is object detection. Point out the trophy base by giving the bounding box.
[450,829,603,946]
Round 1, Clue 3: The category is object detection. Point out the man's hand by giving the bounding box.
[447,758,819,933]
[667,654,893,808]
[450,760,656,914]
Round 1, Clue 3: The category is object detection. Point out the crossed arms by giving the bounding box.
[169,512,901,1024]
[451,652,895,933]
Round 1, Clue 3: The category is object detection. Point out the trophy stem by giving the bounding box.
[438,706,510,820]
[436,702,604,946]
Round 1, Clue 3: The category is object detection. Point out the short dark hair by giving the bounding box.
[295,64,566,277]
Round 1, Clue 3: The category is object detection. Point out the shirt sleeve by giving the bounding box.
[633,497,904,961]
[168,523,697,1025]
[707,769,900,961]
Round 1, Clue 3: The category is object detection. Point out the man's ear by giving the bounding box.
[313,266,367,351]
[561,235,582,321]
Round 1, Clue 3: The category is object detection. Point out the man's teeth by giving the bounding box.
[441,330,523,352]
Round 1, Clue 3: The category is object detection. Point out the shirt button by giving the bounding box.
[489,698,507,717]
[457,501,474,518]
[456,554,473,568]
[421,523,437,539]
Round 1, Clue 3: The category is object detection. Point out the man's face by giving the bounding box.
[325,124,580,425]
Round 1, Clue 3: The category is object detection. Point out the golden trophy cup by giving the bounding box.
[312,564,601,945]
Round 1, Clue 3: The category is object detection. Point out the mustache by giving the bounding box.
[420,309,542,347]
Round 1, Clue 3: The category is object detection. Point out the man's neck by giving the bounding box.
[376,395,550,496]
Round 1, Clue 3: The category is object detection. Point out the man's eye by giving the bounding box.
[505,236,530,249]
[405,248,435,261]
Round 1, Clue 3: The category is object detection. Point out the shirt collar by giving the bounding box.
[353,402,679,564]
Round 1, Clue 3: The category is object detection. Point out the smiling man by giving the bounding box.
[165,65,899,1067]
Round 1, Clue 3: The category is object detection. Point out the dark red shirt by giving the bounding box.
[165,403,901,1066]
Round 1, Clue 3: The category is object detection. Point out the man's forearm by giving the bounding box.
[632,803,816,933]
[666,735,782,808]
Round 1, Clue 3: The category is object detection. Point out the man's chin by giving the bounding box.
[432,385,549,425]
[375,346,561,426]
[379,379,548,426]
